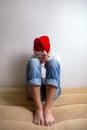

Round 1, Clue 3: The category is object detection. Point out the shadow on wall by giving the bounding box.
[10,54,30,87]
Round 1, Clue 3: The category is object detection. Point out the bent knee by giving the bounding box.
[47,59,60,68]
[28,58,40,65]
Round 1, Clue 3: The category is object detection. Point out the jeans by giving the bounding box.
[26,58,61,101]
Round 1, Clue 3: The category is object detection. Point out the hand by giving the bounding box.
[39,54,48,64]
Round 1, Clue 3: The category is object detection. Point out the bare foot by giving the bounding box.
[43,107,56,126]
[33,109,44,126]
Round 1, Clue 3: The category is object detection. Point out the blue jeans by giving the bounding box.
[26,58,61,101]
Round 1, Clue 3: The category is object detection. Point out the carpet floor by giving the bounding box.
[0,87,87,130]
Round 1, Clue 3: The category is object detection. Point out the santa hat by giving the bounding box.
[33,36,50,53]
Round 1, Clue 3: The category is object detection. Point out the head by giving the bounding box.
[33,35,50,54]
[33,36,51,63]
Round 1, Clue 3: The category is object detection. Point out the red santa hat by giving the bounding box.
[33,36,50,53]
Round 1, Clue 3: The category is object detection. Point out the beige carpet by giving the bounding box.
[0,87,87,130]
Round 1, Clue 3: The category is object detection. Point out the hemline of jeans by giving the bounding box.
[27,78,42,86]
[45,78,59,88]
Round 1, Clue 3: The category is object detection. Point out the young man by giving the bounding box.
[26,36,61,126]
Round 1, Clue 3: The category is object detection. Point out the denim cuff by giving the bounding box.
[27,78,42,86]
[45,78,59,88]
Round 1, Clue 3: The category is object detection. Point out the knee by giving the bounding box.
[27,58,40,67]
[27,58,41,73]
[47,59,60,69]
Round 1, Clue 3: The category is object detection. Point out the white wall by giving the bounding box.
[0,0,87,87]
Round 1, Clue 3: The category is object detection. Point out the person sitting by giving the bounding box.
[26,35,61,126]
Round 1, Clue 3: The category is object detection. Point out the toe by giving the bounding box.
[44,121,49,126]
[40,119,44,126]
